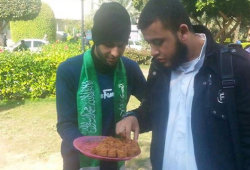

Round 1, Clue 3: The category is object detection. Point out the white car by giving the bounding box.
[4,39,48,52]
[128,40,143,50]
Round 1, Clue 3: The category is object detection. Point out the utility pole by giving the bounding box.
[81,0,85,51]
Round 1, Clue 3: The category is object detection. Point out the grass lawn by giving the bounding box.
[0,65,152,170]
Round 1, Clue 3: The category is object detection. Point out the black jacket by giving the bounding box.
[135,25,250,170]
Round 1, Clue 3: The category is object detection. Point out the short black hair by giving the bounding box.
[138,0,193,33]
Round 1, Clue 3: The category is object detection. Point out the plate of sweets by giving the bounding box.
[73,136,141,161]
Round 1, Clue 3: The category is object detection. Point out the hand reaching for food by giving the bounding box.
[115,116,140,141]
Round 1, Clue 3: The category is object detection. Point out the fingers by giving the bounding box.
[125,125,132,140]
[117,125,131,140]
[116,123,129,139]
[116,122,126,138]
[115,116,139,140]
[133,126,140,142]
[121,126,128,139]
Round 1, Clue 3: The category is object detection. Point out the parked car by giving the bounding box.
[128,40,143,50]
[4,39,48,52]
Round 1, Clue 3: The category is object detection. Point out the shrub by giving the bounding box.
[0,41,82,100]
[10,2,56,42]
[124,48,151,65]
[0,42,151,100]
[0,0,41,21]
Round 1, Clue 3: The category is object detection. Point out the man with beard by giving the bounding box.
[56,2,146,170]
[116,0,250,170]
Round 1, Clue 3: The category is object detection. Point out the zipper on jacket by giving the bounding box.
[205,74,212,108]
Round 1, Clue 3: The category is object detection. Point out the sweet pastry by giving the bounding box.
[90,137,140,158]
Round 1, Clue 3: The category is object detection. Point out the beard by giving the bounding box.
[95,45,108,65]
[169,37,189,70]
[95,45,117,68]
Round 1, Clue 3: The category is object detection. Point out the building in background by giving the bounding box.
[42,0,99,21]
[2,0,141,45]
[130,25,141,41]
[42,0,99,38]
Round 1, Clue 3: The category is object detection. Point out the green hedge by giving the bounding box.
[124,48,151,65]
[0,0,41,21]
[0,42,151,100]
[10,2,56,42]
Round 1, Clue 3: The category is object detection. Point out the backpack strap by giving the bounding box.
[220,47,235,88]
[220,47,242,169]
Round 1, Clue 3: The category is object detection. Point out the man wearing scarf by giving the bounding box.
[56,2,146,170]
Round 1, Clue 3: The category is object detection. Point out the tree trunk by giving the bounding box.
[0,21,9,34]
[233,25,240,43]
[215,18,233,42]
[189,15,203,25]
[248,28,250,41]
[0,20,9,46]
[231,18,242,43]
[223,16,241,42]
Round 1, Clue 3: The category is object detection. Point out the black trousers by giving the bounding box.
[100,161,118,170]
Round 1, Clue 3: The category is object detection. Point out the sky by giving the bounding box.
[41,0,99,20]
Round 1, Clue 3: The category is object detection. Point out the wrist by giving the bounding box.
[122,111,137,119]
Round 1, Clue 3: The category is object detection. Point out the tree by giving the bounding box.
[10,3,56,42]
[84,11,96,32]
[132,0,148,11]
[182,0,250,43]
[132,0,250,43]
[0,0,41,34]
[58,19,82,36]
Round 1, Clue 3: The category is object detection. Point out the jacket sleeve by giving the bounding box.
[131,65,156,133]
[56,63,82,151]
[236,52,250,169]
[134,98,153,133]
[129,62,146,102]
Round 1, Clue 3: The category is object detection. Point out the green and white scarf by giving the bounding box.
[77,49,127,169]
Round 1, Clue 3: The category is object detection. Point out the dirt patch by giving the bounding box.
[0,77,151,170]
[0,138,62,170]
[1,152,62,170]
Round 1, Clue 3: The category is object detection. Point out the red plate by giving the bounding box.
[73,136,141,161]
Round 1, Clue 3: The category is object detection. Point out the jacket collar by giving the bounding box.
[192,25,216,58]
[193,25,222,76]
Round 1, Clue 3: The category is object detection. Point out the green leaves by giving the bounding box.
[124,48,151,65]
[182,0,250,19]
[0,41,151,100]
[0,0,41,21]
[10,3,56,43]
[0,41,82,100]
[196,0,216,12]
[132,0,148,11]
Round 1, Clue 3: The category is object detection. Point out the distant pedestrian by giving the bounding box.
[17,40,28,51]
[70,36,78,43]
[62,33,67,42]
[2,33,7,47]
